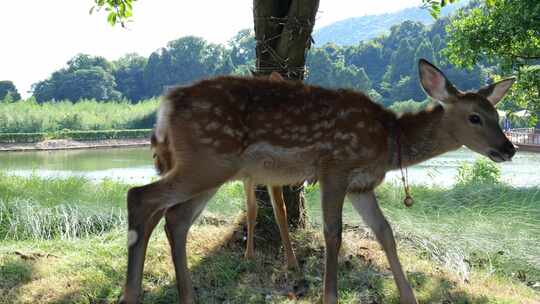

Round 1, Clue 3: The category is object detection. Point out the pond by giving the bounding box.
[1,146,539,187]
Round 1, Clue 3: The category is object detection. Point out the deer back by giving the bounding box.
[157,76,396,186]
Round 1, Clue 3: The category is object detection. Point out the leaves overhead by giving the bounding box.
[90,0,135,27]
[422,0,459,18]
[446,0,540,68]
[444,0,540,124]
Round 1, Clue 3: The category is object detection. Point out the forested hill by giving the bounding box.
[313,2,468,46]
[20,1,490,108]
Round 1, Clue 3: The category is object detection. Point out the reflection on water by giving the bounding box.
[1,147,539,187]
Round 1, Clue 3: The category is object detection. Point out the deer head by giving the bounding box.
[418,59,516,162]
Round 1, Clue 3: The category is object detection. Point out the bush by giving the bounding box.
[456,158,501,185]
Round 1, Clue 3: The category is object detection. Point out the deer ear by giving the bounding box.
[418,59,457,103]
[477,78,515,105]
[269,71,284,82]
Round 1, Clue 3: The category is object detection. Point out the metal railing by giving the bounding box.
[505,129,540,146]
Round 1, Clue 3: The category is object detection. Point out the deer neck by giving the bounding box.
[392,104,461,169]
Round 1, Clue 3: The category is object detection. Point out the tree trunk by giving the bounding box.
[250,0,319,244]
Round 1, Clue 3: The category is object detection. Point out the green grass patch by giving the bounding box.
[0,99,158,133]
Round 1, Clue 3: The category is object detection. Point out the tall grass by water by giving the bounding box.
[0,173,129,240]
[0,173,245,240]
[0,99,159,133]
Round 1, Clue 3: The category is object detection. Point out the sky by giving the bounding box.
[0,0,422,97]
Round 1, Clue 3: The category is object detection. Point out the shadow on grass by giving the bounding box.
[134,224,500,304]
[0,254,35,302]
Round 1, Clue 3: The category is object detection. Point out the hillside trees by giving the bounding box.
[0,81,21,102]
[33,1,502,108]
[30,21,487,105]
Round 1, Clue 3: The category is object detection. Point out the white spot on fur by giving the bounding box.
[356,121,365,129]
[127,230,138,247]
[206,121,220,131]
[156,98,173,143]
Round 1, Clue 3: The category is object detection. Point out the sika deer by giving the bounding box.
[121,59,515,304]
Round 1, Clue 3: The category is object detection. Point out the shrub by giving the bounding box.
[456,158,501,185]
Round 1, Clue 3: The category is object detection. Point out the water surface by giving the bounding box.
[1,147,539,187]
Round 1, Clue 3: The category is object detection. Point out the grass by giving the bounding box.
[1,226,538,303]
[0,173,539,303]
[0,99,159,133]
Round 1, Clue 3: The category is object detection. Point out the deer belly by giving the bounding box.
[347,168,385,192]
[239,143,318,185]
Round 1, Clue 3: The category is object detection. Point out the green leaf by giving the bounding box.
[107,11,117,25]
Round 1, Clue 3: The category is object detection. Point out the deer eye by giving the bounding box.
[469,114,482,125]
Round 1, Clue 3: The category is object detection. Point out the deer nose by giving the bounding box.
[501,141,516,159]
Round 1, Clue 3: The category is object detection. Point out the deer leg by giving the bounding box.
[268,185,299,269]
[244,180,257,260]
[319,177,347,304]
[120,182,172,304]
[349,191,417,304]
[121,169,231,304]
[164,189,217,304]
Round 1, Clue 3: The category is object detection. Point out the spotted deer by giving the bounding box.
[121,59,516,304]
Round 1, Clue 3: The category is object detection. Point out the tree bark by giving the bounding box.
[251,0,319,243]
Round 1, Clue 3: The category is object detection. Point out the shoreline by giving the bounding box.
[0,138,150,152]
